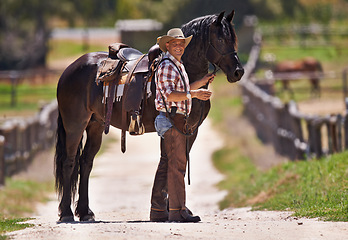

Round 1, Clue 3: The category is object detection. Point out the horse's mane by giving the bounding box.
[181,13,238,51]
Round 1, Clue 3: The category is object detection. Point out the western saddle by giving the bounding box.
[96,43,161,152]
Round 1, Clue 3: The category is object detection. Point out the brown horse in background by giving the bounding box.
[273,57,323,97]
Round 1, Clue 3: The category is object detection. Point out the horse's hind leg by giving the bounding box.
[58,129,85,222]
[75,119,104,221]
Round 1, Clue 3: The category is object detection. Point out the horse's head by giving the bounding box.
[206,11,244,83]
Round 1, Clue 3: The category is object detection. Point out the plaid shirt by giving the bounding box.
[155,53,192,114]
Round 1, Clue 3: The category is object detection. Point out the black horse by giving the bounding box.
[55,10,244,222]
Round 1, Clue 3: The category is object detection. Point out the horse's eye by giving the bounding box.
[218,38,224,43]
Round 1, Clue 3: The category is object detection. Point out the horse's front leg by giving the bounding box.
[75,121,104,221]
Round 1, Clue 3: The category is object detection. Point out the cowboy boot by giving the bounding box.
[169,208,201,223]
[150,139,169,222]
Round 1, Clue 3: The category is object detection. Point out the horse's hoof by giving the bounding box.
[59,216,75,223]
[80,214,95,222]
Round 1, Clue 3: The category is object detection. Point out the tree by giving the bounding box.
[0,0,57,70]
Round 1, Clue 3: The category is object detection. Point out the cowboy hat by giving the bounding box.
[157,28,192,52]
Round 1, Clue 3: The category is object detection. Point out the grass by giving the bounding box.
[0,178,54,237]
[0,218,33,237]
[0,179,53,217]
[212,147,348,221]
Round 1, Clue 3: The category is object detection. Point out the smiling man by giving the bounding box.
[150,28,215,222]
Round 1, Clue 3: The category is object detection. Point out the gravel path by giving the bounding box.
[7,120,348,240]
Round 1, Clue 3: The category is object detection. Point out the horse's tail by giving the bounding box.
[54,111,82,200]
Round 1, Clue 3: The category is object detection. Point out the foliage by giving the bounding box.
[0,0,56,69]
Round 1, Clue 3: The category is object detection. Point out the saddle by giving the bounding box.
[96,43,161,152]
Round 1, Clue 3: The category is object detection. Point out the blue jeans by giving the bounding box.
[155,112,173,138]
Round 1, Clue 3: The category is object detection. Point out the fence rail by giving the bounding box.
[239,34,348,160]
[0,100,58,185]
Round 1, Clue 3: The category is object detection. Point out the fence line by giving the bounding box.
[239,33,348,161]
[0,69,61,107]
[0,100,58,185]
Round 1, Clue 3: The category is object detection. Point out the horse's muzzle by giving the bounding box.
[234,68,244,79]
[228,67,244,82]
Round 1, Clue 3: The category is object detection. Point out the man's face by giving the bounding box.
[166,39,186,61]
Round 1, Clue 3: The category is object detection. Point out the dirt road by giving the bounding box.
[7,120,348,240]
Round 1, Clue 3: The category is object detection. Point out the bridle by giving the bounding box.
[206,26,238,74]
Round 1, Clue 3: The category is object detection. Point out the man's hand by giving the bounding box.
[191,89,212,101]
[190,73,215,90]
[202,73,215,85]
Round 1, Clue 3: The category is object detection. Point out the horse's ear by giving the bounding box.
[226,10,235,23]
[214,11,225,25]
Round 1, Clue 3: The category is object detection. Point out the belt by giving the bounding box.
[159,109,185,116]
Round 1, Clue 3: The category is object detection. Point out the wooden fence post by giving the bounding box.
[10,71,19,107]
[307,118,323,158]
[343,69,348,100]
[327,115,340,154]
[0,136,5,186]
[336,114,342,152]
[344,98,348,150]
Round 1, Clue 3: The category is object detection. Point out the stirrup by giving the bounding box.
[129,113,145,135]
